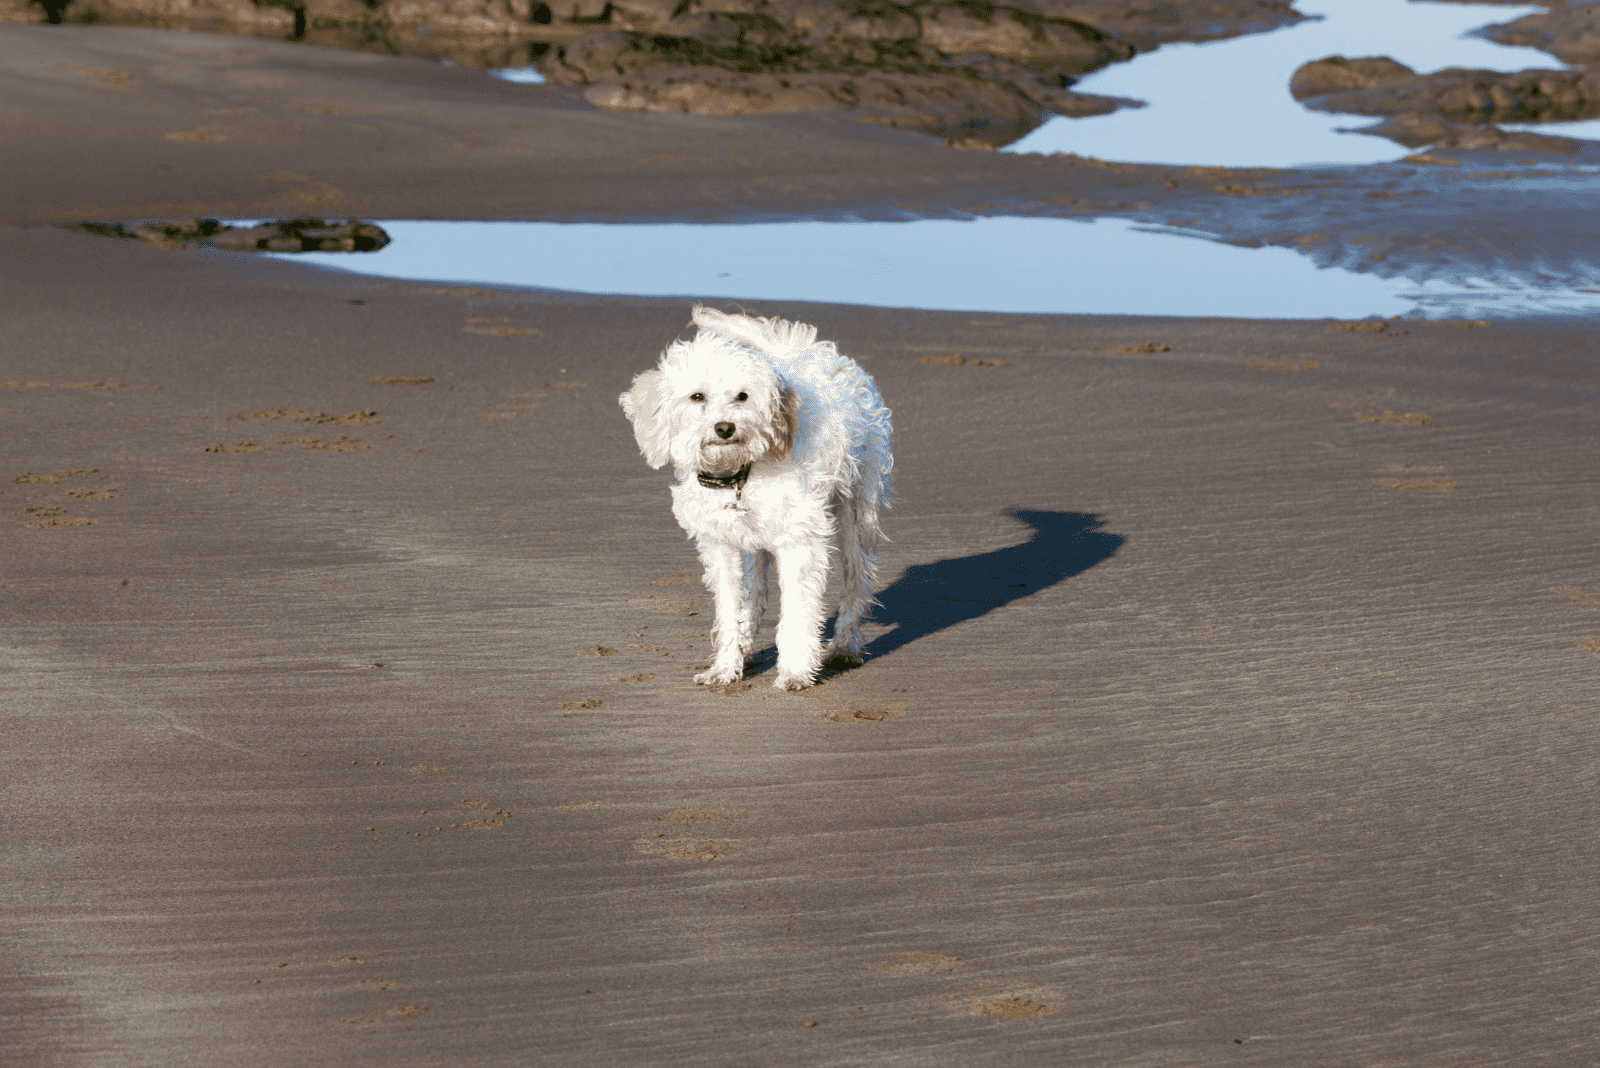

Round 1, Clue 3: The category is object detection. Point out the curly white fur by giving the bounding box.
[620,306,893,690]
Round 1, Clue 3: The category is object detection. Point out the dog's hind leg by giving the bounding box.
[739,549,772,663]
[694,540,749,687]
[823,492,880,667]
[772,539,830,690]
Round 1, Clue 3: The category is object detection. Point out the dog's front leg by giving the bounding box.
[741,549,772,662]
[772,540,830,690]
[695,539,748,686]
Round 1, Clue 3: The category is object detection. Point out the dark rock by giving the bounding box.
[1304,67,1600,125]
[543,0,1141,137]
[1348,112,1587,154]
[805,6,921,51]
[607,0,686,30]
[917,4,1133,76]
[1345,111,1457,150]
[1000,0,1306,54]
[581,66,1049,134]
[1431,124,1587,155]
[72,218,391,253]
[74,218,229,248]
[1290,55,1415,102]
[1480,4,1600,67]
[1036,86,1137,116]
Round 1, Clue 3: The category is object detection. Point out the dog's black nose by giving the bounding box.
[714,422,736,440]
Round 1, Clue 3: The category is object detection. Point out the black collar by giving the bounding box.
[697,463,752,491]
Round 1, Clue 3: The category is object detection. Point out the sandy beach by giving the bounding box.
[5,23,1600,1067]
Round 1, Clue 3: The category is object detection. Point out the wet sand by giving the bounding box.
[6,23,1600,1068]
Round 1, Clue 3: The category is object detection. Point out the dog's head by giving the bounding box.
[619,332,800,473]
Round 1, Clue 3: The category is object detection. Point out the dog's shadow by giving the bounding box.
[744,510,1124,677]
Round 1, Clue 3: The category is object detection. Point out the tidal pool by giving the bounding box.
[1007,0,1554,167]
[267,218,1600,321]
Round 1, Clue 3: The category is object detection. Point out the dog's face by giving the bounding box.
[620,334,799,472]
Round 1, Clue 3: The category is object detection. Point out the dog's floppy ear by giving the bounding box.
[767,385,800,463]
[620,370,673,469]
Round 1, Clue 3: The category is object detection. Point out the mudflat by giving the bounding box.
[5,24,1600,1068]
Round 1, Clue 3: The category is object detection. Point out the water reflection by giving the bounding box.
[1502,118,1600,143]
[490,65,545,84]
[1007,0,1552,167]
[266,218,1600,320]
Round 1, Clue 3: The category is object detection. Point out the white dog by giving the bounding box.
[620,306,893,690]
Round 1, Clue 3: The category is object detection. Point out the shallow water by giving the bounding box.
[1502,118,1600,143]
[1007,0,1553,167]
[490,66,545,84]
[267,218,1600,321]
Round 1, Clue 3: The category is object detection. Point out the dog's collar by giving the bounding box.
[697,463,752,492]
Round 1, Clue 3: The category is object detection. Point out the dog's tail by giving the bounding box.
[692,305,818,358]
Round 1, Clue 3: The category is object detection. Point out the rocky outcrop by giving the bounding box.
[540,0,1154,137]
[1347,113,1589,153]
[1481,3,1600,68]
[0,0,579,67]
[75,218,390,251]
[1297,64,1600,125]
[577,62,1130,135]
[1,0,1304,51]
[3,0,1303,138]
[999,0,1306,55]
[5,0,577,35]
[1289,55,1415,101]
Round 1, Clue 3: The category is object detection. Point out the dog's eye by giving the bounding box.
[735,392,748,402]
[690,392,705,402]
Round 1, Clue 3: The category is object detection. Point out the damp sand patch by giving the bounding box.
[23,507,96,529]
[13,469,97,484]
[205,435,372,452]
[914,354,1009,367]
[1329,401,1434,426]
[870,953,969,976]
[634,833,743,862]
[254,408,379,426]
[961,994,1062,1019]
[657,807,735,823]
[822,706,905,723]
[1252,357,1323,372]
[631,590,704,617]
[1372,462,1456,492]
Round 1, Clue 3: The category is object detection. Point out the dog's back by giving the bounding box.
[691,305,818,360]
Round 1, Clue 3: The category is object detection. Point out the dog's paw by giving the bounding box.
[695,664,744,686]
[822,647,864,669]
[773,669,816,691]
